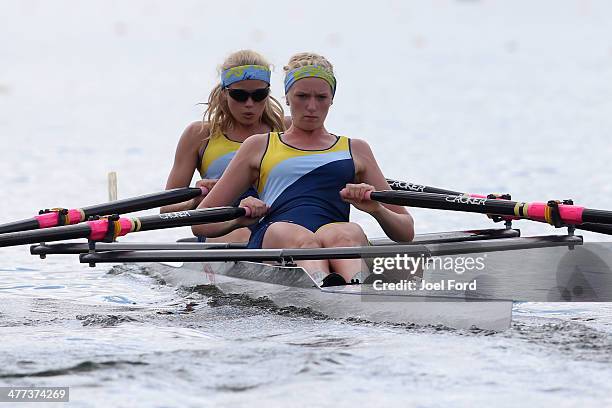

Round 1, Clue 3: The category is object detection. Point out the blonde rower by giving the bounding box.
[162,49,288,242]
[193,52,414,284]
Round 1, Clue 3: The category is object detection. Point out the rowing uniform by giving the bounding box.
[198,132,258,201]
[248,132,355,248]
[196,132,258,242]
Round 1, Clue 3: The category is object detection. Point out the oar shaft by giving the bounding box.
[386,178,612,234]
[0,219,41,234]
[369,190,612,227]
[0,207,248,248]
[577,222,612,235]
[135,207,248,232]
[85,207,249,240]
[582,209,612,225]
[81,187,205,218]
[372,191,512,215]
[0,187,206,234]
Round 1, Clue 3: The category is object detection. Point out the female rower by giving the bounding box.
[161,49,288,242]
[193,52,414,283]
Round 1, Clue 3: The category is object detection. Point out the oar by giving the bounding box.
[0,207,248,248]
[385,178,612,235]
[368,190,612,233]
[0,187,207,234]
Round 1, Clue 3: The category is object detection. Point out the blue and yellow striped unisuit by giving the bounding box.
[198,132,258,203]
[248,132,355,248]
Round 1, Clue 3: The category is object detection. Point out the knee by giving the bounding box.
[292,232,322,249]
[264,223,322,249]
[318,223,367,247]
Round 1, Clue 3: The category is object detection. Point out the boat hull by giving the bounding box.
[154,261,513,331]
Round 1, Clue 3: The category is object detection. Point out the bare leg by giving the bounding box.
[262,222,330,274]
[315,223,369,282]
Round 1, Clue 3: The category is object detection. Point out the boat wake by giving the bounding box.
[185,284,331,320]
[506,317,612,364]
[76,313,140,327]
[104,261,612,354]
[0,360,148,379]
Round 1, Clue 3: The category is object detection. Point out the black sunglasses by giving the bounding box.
[226,87,270,103]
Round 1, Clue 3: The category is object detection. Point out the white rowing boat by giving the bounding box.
[152,259,514,331]
[28,227,612,330]
[32,228,598,331]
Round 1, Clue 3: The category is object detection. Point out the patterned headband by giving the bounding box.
[284,65,337,96]
[221,65,271,88]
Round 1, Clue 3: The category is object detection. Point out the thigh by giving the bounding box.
[315,222,368,248]
[262,222,321,249]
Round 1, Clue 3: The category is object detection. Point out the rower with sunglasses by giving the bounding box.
[193,52,414,285]
[162,50,288,243]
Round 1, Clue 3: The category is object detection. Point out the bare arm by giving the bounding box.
[192,134,269,237]
[161,122,208,213]
[347,139,415,242]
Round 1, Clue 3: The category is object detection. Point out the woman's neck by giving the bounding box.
[285,124,329,138]
[226,121,271,141]
[283,125,335,149]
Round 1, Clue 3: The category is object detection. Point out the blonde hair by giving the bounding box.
[283,52,335,77]
[203,50,285,139]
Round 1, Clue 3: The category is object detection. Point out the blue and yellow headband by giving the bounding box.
[284,65,337,96]
[221,65,271,88]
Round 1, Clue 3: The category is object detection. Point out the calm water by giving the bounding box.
[1,0,612,406]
